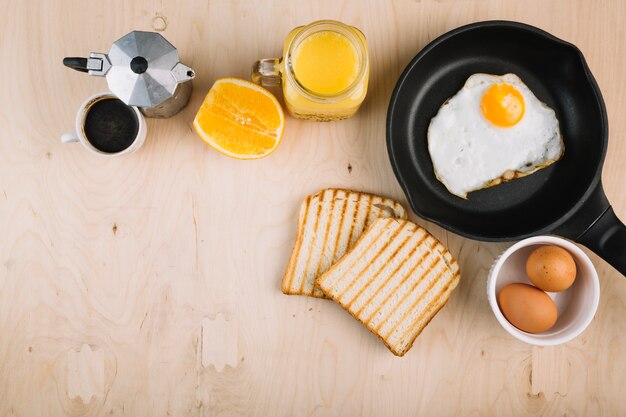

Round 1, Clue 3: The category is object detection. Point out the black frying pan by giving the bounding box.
[386,21,626,276]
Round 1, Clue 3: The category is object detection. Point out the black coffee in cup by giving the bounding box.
[84,98,139,153]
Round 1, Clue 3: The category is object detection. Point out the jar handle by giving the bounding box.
[252,58,281,87]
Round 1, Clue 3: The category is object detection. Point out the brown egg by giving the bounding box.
[498,283,557,333]
[526,245,577,292]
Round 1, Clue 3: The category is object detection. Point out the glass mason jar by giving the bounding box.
[252,20,369,121]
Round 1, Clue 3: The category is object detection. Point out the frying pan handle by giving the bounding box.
[578,206,626,276]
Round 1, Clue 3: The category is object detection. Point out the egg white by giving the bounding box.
[427,73,564,199]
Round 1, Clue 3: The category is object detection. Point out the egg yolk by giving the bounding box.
[481,83,525,127]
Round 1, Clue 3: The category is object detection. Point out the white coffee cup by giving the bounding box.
[61,92,147,157]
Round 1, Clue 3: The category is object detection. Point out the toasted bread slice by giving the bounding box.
[317,218,460,356]
[282,189,407,298]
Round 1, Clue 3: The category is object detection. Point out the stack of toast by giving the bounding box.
[282,188,461,356]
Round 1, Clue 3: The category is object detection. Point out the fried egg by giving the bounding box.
[428,73,564,199]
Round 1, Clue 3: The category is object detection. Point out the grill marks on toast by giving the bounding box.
[396,270,458,351]
[317,218,460,356]
[372,256,441,334]
[346,195,364,248]
[333,193,358,265]
[282,189,407,297]
[380,262,444,338]
[314,191,351,297]
[320,219,395,297]
[329,194,349,264]
[313,189,337,278]
[353,233,427,317]
[362,253,435,328]
[311,189,337,296]
[336,221,406,300]
[359,235,431,323]
[345,230,414,310]
[359,195,373,245]
[282,196,310,293]
[298,198,324,293]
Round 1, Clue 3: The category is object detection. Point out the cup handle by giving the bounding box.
[252,58,281,87]
[61,132,79,144]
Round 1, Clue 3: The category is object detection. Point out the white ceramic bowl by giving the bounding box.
[487,235,600,346]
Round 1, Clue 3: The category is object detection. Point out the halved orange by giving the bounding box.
[193,78,285,159]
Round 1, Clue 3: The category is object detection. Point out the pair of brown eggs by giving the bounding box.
[498,245,577,333]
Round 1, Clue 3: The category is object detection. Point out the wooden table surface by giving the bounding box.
[1,0,625,416]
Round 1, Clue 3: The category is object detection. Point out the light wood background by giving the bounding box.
[0,0,625,416]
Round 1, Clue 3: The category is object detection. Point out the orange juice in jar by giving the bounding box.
[252,20,369,121]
